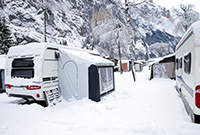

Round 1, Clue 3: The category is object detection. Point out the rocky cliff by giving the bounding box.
[0,0,182,59]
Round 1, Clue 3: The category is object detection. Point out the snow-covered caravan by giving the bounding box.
[0,55,6,93]
[5,43,59,102]
[176,21,200,123]
[5,43,115,103]
[59,48,115,102]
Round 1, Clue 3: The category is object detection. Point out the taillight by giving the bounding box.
[26,85,41,90]
[195,85,200,108]
[5,84,11,89]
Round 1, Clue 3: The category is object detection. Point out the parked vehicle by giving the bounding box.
[0,55,6,93]
[5,43,60,103]
[176,21,200,123]
[5,43,115,105]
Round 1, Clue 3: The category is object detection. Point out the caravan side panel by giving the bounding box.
[194,46,200,115]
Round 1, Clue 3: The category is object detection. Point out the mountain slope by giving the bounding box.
[0,0,184,59]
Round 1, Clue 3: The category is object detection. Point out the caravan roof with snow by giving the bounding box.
[176,21,200,51]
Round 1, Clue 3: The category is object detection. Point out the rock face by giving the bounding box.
[0,0,182,59]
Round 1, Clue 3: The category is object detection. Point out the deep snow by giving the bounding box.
[0,67,200,135]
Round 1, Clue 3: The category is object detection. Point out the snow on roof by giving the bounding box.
[7,42,58,58]
[7,42,113,66]
[176,21,200,49]
[0,55,6,69]
[59,48,114,67]
[148,53,175,65]
[7,42,100,58]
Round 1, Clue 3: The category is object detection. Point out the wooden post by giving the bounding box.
[117,23,123,74]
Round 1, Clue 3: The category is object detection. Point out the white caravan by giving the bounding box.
[5,43,115,104]
[176,21,200,123]
[5,43,59,102]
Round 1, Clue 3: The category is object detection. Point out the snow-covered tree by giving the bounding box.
[0,18,14,54]
[173,4,199,32]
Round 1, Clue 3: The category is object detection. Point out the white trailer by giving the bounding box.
[176,21,200,123]
[5,43,115,104]
[5,43,60,104]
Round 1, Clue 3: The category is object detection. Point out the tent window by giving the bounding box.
[99,67,114,94]
[184,52,191,74]
[179,57,182,69]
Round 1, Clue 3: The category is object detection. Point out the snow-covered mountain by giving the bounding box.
[0,0,189,59]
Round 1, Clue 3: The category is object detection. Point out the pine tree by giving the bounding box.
[0,18,14,54]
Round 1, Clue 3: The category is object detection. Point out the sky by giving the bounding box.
[153,0,200,13]
[121,0,200,13]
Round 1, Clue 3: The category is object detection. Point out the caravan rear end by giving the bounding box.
[5,43,59,102]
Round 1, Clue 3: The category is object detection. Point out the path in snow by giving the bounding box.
[0,67,200,135]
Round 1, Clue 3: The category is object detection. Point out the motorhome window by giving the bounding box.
[184,52,191,74]
[176,58,179,70]
[11,58,34,79]
[99,67,114,94]
[179,58,182,69]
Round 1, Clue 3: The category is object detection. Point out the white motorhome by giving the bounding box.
[176,21,200,123]
[5,43,115,104]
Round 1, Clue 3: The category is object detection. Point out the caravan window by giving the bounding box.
[11,58,34,79]
[176,58,179,70]
[184,52,191,74]
[179,58,182,69]
[99,67,114,94]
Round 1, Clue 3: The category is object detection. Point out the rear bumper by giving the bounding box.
[6,88,45,101]
[8,93,35,100]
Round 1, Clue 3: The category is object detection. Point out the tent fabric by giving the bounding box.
[58,48,114,101]
[149,54,175,80]
[166,62,175,79]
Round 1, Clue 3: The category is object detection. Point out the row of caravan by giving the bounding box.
[4,43,115,105]
[175,21,200,123]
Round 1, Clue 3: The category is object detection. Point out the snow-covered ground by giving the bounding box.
[0,67,200,135]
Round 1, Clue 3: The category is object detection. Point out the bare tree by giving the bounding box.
[173,4,199,32]
[36,0,59,42]
[124,0,146,81]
